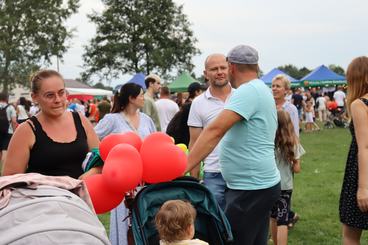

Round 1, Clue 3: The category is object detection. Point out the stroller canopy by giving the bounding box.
[131,177,233,245]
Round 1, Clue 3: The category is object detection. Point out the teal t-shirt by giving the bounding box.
[220,79,280,190]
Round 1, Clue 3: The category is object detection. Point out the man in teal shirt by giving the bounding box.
[187,45,280,245]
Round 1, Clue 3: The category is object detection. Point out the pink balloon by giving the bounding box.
[140,142,187,183]
[99,132,142,161]
[84,174,124,214]
[102,144,143,193]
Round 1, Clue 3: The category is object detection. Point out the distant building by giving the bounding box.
[8,84,31,103]
[4,79,94,103]
[64,79,92,89]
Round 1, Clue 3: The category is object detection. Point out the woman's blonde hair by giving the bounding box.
[275,110,298,164]
[155,200,196,243]
[346,56,368,114]
[272,74,291,90]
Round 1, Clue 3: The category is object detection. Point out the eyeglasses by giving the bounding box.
[42,89,66,101]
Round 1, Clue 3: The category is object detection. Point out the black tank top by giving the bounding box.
[26,112,89,179]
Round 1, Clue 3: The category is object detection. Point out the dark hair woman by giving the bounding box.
[95,83,156,139]
[16,97,30,124]
[94,82,156,245]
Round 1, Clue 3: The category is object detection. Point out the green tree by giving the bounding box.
[299,66,311,79]
[328,64,345,76]
[278,64,301,80]
[93,82,112,91]
[7,62,40,88]
[0,0,79,93]
[278,64,311,80]
[82,0,200,84]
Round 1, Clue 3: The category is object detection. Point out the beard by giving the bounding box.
[212,79,229,88]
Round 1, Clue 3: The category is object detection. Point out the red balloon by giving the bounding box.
[103,144,143,193]
[141,132,173,149]
[84,174,124,214]
[141,142,187,183]
[99,132,142,161]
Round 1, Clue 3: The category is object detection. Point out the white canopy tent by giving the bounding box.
[66,88,113,96]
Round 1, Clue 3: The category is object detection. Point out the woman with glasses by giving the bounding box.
[2,69,100,179]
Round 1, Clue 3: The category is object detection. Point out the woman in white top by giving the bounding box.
[16,97,30,124]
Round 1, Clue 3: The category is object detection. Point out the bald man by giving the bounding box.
[187,53,233,210]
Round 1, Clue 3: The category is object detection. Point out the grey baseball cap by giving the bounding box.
[227,45,259,64]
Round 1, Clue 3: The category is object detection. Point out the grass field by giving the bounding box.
[98,127,368,244]
[280,127,367,244]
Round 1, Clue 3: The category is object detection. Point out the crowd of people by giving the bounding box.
[287,85,348,132]
[0,45,367,245]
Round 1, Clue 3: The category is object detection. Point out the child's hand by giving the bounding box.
[292,159,301,173]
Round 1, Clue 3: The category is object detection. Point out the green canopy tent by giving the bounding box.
[168,72,201,93]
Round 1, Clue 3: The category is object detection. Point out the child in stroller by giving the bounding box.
[155,199,208,245]
[130,177,233,245]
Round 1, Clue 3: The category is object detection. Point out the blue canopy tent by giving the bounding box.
[299,65,346,87]
[114,73,147,92]
[260,68,298,87]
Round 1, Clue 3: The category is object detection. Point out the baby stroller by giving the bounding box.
[130,177,233,245]
[0,175,111,245]
[324,107,349,129]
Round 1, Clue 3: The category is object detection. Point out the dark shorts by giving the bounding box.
[0,133,12,151]
[225,182,281,245]
[270,190,293,226]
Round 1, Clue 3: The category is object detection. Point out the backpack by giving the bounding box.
[0,104,9,134]
[0,185,111,245]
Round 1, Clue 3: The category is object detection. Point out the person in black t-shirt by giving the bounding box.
[291,88,305,121]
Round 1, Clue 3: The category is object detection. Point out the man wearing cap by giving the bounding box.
[186,82,204,104]
[187,53,233,210]
[143,74,161,131]
[187,45,280,245]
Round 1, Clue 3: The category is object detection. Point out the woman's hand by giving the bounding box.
[79,166,102,180]
[357,187,368,213]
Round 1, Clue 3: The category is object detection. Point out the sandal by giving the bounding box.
[288,213,300,229]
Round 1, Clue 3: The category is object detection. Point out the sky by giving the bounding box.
[50,0,368,87]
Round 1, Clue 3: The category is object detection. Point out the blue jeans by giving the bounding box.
[203,172,227,210]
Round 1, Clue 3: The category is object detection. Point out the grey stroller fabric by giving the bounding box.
[0,185,111,245]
